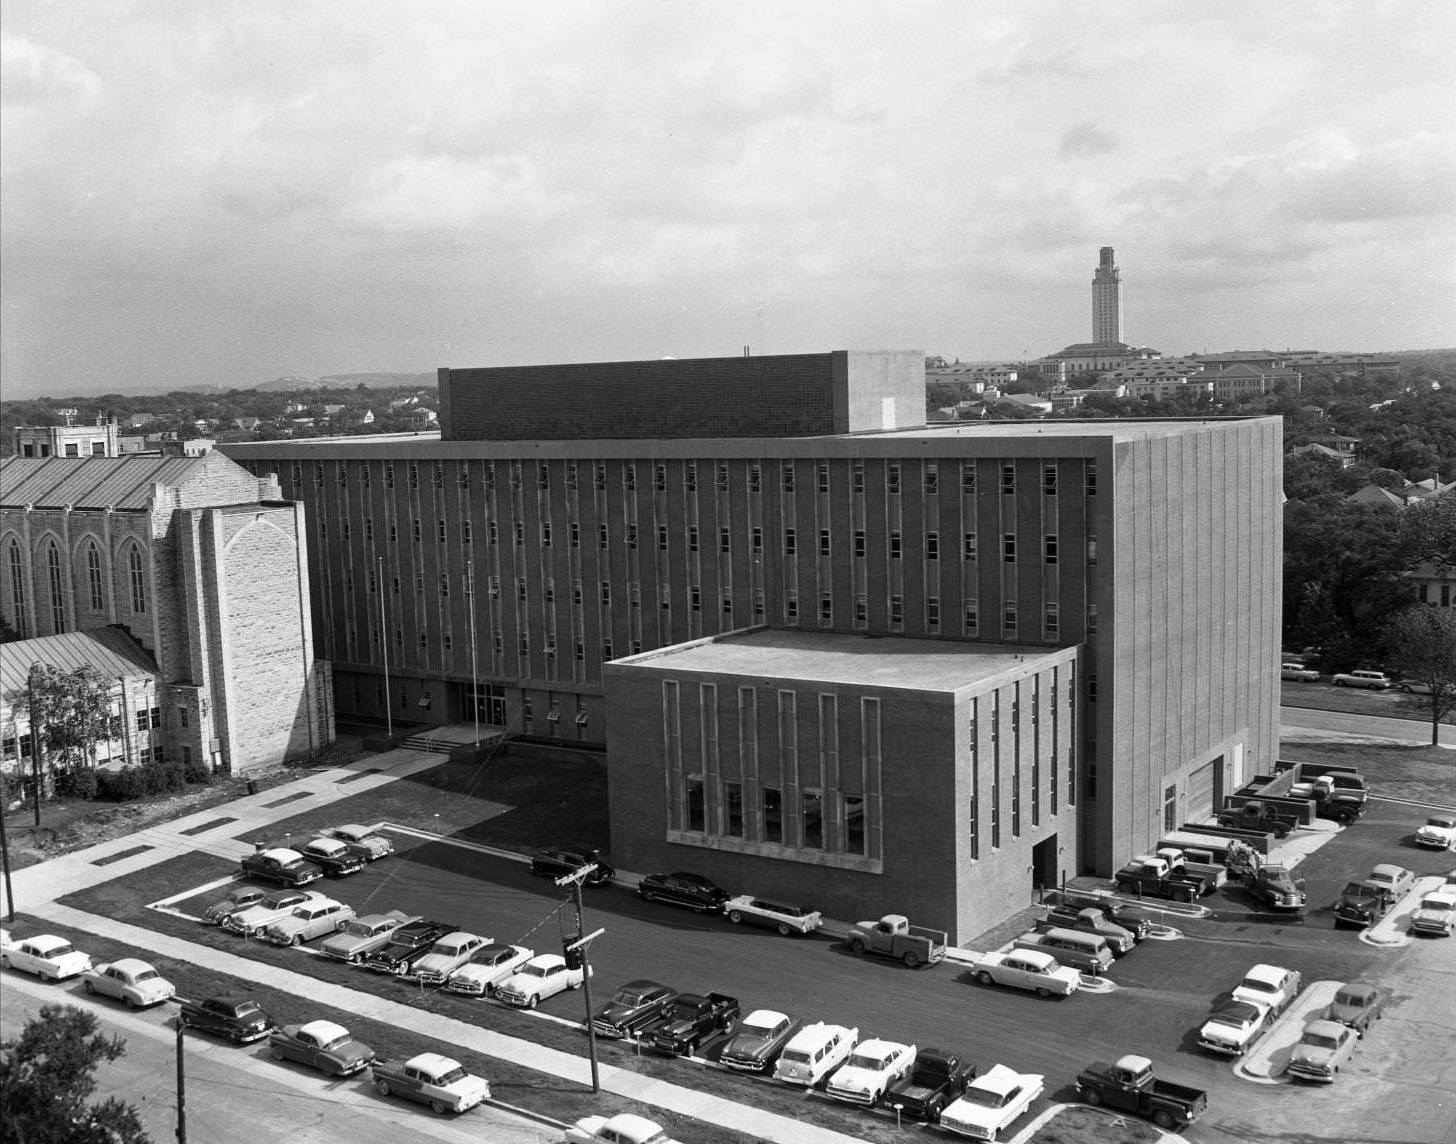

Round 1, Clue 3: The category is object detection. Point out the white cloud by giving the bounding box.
[0,30,100,107]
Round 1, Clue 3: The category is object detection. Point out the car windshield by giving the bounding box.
[1240,978,1276,994]
[1303,1033,1340,1050]
[961,1087,1010,1108]
[745,1018,780,1035]
[1341,883,1374,898]
[44,942,75,956]
[319,1034,349,1051]
[845,1051,886,1070]
[480,946,512,963]
[614,987,656,1005]
[523,964,550,978]
[779,1049,810,1064]
[234,1002,260,1016]
[1428,818,1456,829]
[1209,1006,1256,1028]
[1420,898,1454,913]
[1333,991,1366,1008]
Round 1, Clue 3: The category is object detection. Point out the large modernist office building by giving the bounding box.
[224,350,1282,940]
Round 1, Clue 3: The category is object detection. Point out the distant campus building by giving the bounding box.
[223,350,1281,942]
[0,451,334,782]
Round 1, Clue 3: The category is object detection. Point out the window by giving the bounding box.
[437,519,448,543]
[721,592,733,615]
[411,520,422,542]
[627,523,639,549]
[817,464,829,493]
[890,531,902,559]
[602,640,615,661]
[688,525,699,552]
[128,546,146,614]
[844,795,865,854]
[1087,534,1098,565]
[45,544,65,631]
[516,576,528,600]
[600,581,611,606]
[366,519,375,540]
[598,523,609,548]
[784,590,798,620]
[715,464,729,492]
[686,777,706,831]
[751,527,763,554]
[855,595,868,626]
[887,464,901,494]
[654,464,667,492]
[719,526,731,553]
[684,462,697,492]
[541,522,553,547]
[1003,601,1018,636]
[753,588,765,616]
[961,463,976,493]
[762,788,783,843]
[1085,464,1098,496]
[1163,785,1178,833]
[389,522,398,542]
[657,525,669,551]
[1003,533,1016,563]
[439,573,450,597]
[926,532,939,561]
[384,463,395,488]
[565,463,578,490]
[854,530,866,558]
[818,529,831,557]
[408,463,419,490]
[690,586,702,612]
[1044,602,1060,636]
[890,595,904,625]
[819,595,833,623]
[852,465,865,494]
[1043,464,1058,495]
[362,465,372,488]
[924,465,939,494]
[784,528,796,556]
[781,464,795,492]
[594,465,607,491]
[459,468,471,489]
[624,464,637,491]
[1087,673,1098,702]
[538,463,550,490]
[725,782,744,836]
[178,706,189,728]
[748,465,761,493]
[1044,535,1058,564]
[86,544,103,610]
[801,790,823,848]
[964,600,979,634]
[433,465,444,488]
[927,596,940,628]
[1001,463,1016,494]
[963,532,977,561]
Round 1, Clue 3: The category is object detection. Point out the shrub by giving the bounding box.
[182,754,211,785]
[54,766,99,801]
[96,767,145,801]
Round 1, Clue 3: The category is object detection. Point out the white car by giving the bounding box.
[1414,815,1456,850]
[772,1022,858,1087]
[82,959,175,1008]
[1233,963,1302,1015]
[972,949,1081,997]
[566,1112,683,1144]
[1198,998,1272,1056]
[413,932,491,985]
[1410,889,1456,937]
[447,944,534,995]
[325,823,395,861]
[263,897,355,946]
[938,1063,1045,1140]
[1280,662,1319,682]
[722,894,823,936]
[223,888,326,936]
[494,954,588,1008]
[1331,670,1391,689]
[825,1038,917,1104]
[0,933,92,981]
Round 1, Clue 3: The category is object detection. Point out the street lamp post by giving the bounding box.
[555,865,604,1093]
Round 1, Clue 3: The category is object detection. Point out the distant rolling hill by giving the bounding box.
[253,372,437,392]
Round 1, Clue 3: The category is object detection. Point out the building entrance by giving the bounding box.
[1032,835,1059,895]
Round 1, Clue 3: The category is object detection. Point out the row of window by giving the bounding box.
[3,537,148,639]
[298,459,1099,499]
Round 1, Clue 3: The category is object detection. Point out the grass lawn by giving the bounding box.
[1276,740,1454,806]
[1025,1106,1163,1143]
[55,853,905,1144]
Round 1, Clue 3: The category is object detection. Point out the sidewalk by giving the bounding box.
[5,730,873,1144]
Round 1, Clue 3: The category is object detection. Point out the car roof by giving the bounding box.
[306,836,347,851]
[1010,948,1058,969]
[1335,982,1380,999]
[24,934,71,950]
[742,1008,791,1025]
[600,1114,668,1142]
[260,847,304,862]
[1421,890,1456,904]
[110,957,155,975]
[970,1063,1028,1095]
[1242,963,1288,983]
[1304,1019,1349,1038]
[1370,863,1410,878]
[853,1038,909,1056]
[405,1051,461,1072]
[298,1019,350,1042]
[527,953,565,969]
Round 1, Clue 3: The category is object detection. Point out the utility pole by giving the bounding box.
[0,792,15,922]
[175,1017,187,1144]
[27,665,42,828]
[378,555,393,737]
[555,865,604,1093]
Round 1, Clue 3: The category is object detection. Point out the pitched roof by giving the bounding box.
[0,455,205,511]
[0,625,157,698]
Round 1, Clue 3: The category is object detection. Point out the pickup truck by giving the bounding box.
[1113,855,1210,902]
[1075,1054,1207,1131]
[971,949,1081,997]
[370,1052,489,1115]
[1236,863,1307,911]
[1036,907,1135,955]
[881,1047,976,1122]
[1217,800,1297,838]
[1276,761,1368,822]
[1334,879,1391,928]
[846,914,947,968]
[646,992,740,1055]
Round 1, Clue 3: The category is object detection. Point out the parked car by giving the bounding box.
[362,919,456,975]
[320,911,418,963]
[82,959,175,1008]
[200,885,267,925]
[846,914,947,968]
[1232,963,1302,1014]
[565,1113,682,1144]
[939,1063,1045,1140]
[1197,998,1272,1056]
[723,895,823,936]
[1331,670,1391,689]
[324,823,394,861]
[772,1022,858,1087]
[826,1039,917,1105]
[268,1019,375,1075]
[719,1009,801,1073]
[1366,864,1415,902]
[371,1052,489,1115]
[494,953,588,1008]
[971,949,1081,997]
[646,992,740,1055]
[591,980,678,1039]
[413,932,491,985]
[223,889,326,937]
[1036,907,1135,955]
[636,871,731,913]
[0,933,92,981]
[1287,1019,1358,1082]
[1395,678,1435,695]
[1053,895,1154,941]
[529,847,614,884]
[178,995,273,1043]
[1411,889,1456,937]
[297,837,366,877]
[882,1047,977,1123]
[447,944,534,995]
[1414,815,1456,850]
[263,897,355,946]
[1074,1055,1206,1131]
[238,847,324,887]
[1325,982,1384,1034]
[1281,663,1319,681]
[1335,878,1391,928]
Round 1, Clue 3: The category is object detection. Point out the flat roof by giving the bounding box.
[609,628,1070,694]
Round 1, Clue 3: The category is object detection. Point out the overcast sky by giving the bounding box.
[3,1,1453,396]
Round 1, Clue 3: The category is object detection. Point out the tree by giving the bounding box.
[25,662,116,823]
[1381,607,1456,746]
[0,1002,151,1144]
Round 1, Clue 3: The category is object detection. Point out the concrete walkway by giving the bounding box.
[4,734,872,1144]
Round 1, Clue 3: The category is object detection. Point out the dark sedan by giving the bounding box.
[268,1019,375,1075]
[362,919,456,975]
[529,847,615,885]
[178,996,274,1043]
[637,871,731,913]
[238,847,324,887]
[590,979,677,1038]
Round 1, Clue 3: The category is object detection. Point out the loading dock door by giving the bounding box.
[1187,758,1219,822]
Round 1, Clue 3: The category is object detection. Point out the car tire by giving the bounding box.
[1084,1088,1102,1107]
[431,1099,449,1116]
[1174,889,1192,903]
[568,978,583,990]
[124,996,137,1009]
[83,980,94,994]
[1035,987,1051,998]
[639,889,655,902]
[849,938,866,956]
[903,950,922,969]
[290,934,302,947]
[1333,679,1344,686]
[728,911,743,925]
[270,1044,285,1060]
[1117,881,1135,895]
[977,970,994,986]
[0,955,8,969]
[1152,1108,1175,1130]
[526,995,538,1008]
[777,923,792,936]
[375,1078,391,1097]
